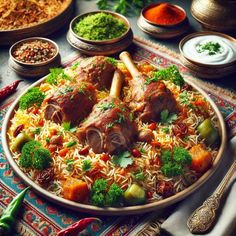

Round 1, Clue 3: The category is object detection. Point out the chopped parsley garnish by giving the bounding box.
[46,68,71,85]
[46,137,50,143]
[106,57,118,66]
[64,86,73,93]
[140,147,146,154]
[112,151,133,168]
[62,122,77,133]
[82,159,92,172]
[78,83,87,94]
[66,141,77,148]
[116,113,125,124]
[179,91,194,109]
[66,159,74,171]
[160,147,192,177]
[196,41,222,56]
[160,109,177,124]
[145,65,185,87]
[98,102,115,111]
[133,170,145,181]
[33,127,41,135]
[162,127,170,133]
[71,61,80,70]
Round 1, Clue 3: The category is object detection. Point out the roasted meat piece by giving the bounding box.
[120,52,177,123]
[44,82,97,125]
[78,71,137,154]
[76,56,116,90]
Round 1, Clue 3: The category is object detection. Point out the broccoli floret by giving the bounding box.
[173,147,192,165]
[91,192,106,207]
[20,141,41,168]
[91,178,107,193]
[161,150,172,163]
[19,87,45,110]
[161,162,183,177]
[32,148,52,170]
[19,140,51,170]
[106,183,123,206]
[90,179,123,207]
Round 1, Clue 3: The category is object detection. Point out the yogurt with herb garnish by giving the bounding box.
[182,35,236,65]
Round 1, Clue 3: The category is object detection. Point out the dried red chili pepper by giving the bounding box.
[56,218,102,236]
[0,80,23,101]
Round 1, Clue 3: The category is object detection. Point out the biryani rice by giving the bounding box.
[8,59,219,204]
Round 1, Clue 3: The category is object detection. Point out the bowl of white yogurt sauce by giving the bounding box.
[179,32,236,79]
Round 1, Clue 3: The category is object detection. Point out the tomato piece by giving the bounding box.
[59,148,70,157]
[132,149,141,157]
[100,153,110,162]
[79,146,89,155]
[151,140,161,148]
[148,122,157,130]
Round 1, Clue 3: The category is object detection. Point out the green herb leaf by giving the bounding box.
[66,159,74,171]
[146,65,184,87]
[33,127,41,135]
[82,159,92,172]
[196,41,222,56]
[112,151,133,168]
[98,102,115,111]
[160,109,177,124]
[62,122,71,131]
[66,141,77,148]
[133,169,145,181]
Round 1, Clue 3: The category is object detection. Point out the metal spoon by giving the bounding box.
[187,160,236,234]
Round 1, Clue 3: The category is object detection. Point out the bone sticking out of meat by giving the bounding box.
[119,51,177,123]
[78,70,137,154]
[44,82,97,125]
[76,56,116,90]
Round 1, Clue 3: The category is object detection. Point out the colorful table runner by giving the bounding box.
[1,37,236,236]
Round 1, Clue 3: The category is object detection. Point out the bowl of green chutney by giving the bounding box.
[67,10,133,55]
[69,10,131,44]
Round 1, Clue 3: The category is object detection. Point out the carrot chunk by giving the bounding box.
[63,178,89,202]
[189,144,212,172]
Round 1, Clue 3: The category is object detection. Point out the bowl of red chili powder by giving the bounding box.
[138,3,189,39]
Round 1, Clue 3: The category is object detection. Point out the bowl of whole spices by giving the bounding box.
[9,37,61,77]
[138,3,189,39]
[67,11,133,55]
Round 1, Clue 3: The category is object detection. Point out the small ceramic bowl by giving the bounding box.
[67,10,133,55]
[9,37,61,77]
[179,31,236,79]
[138,3,189,39]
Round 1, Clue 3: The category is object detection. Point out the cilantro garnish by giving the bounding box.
[160,109,177,124]
[98,102,115,111]
[82,159,92,172]
[145,65,185,87]
[46,68,71,85]
[112,151,133,168]
[196,41,222,56]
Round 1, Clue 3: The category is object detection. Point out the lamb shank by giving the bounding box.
[44,82,97,125]
[76,56,116,90]
[78,70,137,154]
[119,52,177,123]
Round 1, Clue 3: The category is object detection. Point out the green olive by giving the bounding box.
[12,132,31,152]
[124,183,146,205]
[197,119,219,145]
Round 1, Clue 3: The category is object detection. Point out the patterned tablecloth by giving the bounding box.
[1,37,236,236]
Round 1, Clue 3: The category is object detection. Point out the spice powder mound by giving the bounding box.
[12,40,57,64]
[143,3,186,25]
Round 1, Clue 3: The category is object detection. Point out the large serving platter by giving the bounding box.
[1,62,227,215]
[0,0,74,45]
